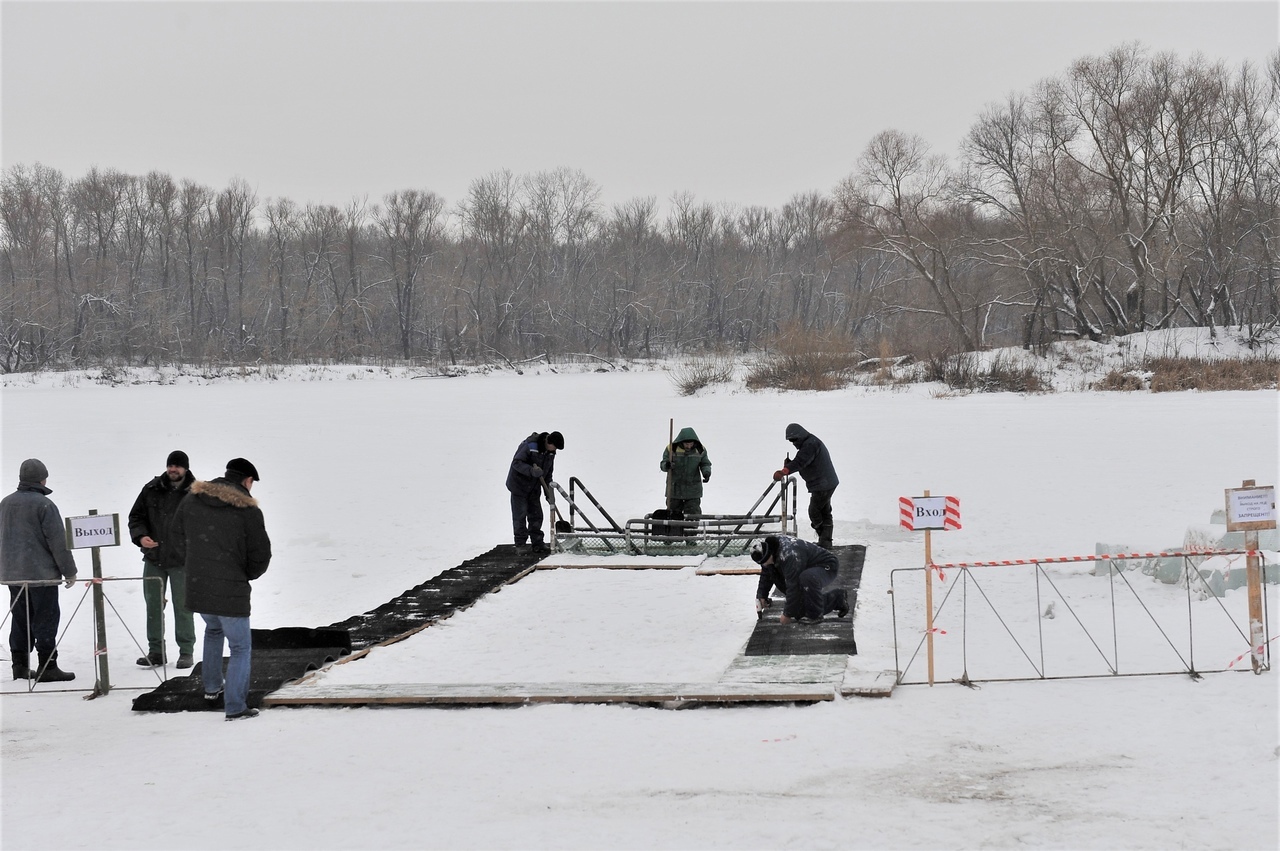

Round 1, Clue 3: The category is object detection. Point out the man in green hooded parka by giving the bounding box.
[660,427,712,518]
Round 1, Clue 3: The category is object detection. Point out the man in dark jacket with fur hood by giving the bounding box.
[172,458,271,720]
[773,423,840,548]
[128,450,197,669]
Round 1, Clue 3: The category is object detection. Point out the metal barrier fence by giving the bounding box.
[2,575,170,696]
[890,550,1273,686]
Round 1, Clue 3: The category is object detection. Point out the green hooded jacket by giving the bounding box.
[660,427,712,500]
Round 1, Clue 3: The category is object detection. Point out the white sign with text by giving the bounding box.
[65,513,121,549]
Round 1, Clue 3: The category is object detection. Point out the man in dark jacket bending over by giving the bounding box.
[773,423,840,548]
[172,458,271,720]
[752,535,849,625]
[505,431,563,554]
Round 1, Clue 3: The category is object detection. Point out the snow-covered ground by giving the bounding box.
[1,331,1277,850]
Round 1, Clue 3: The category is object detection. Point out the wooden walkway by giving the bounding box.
[263,544,892,708]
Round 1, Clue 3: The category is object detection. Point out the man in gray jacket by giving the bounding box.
[1,459,78,682]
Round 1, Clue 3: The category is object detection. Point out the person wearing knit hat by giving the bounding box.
[1,459,78,682]
[504,430,564,555]
[171,457,271,719]
[752,534,848,625]
[127,451,197,668]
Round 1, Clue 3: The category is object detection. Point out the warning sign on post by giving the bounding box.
[64,514,121,549]
[899,496,961,531]
[1225,485,1277,532]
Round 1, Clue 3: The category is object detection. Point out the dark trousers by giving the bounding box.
[808,488,836,540]
[7,584,61,660]
[798,564,839,619]
[510,490,544,545]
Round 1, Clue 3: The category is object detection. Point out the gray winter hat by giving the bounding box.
[19,458,49,483]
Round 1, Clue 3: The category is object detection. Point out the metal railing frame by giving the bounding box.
[890,550,1273,686]
[558,476,798,555]
[1,575,168,696]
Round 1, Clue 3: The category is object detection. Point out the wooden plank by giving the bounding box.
[696,566,760,575]
[264,681,834,706]
[719,655,848,684]
[840,669,898,698]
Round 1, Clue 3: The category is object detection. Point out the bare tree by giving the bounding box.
[373,189,445,358]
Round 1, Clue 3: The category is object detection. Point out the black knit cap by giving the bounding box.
[166,450,189,469]
[225,457,260,482]
[19,458,48,484]
[547,431,564,450]
[750,536,779,564]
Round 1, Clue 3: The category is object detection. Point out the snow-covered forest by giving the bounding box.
[4,44,1279,372]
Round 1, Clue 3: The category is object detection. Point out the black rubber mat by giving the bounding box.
[743,544,865,657]
[131,545,542,712]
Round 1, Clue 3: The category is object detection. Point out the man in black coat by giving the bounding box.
[127,450,196,668]
[171,458,271,720]
[505,431,563,554]
[773,423,840,548]
[752,535,849,624]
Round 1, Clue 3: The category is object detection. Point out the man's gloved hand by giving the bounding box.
[772,468,789,481]
[702,473,710,483]
[530,465,543,478]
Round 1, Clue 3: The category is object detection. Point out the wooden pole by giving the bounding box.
[89,509,111,695]
[924,490,935,686]
[665,418,674,510]
[1241,479,1266,674]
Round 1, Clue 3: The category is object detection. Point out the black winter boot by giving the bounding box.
[34,651,75,683]
[12,649,31,680]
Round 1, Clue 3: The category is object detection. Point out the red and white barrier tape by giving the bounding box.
[929,550,1263,569]
[1227,635,1279,669]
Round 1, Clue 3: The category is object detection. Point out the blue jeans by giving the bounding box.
[200,613,252,716]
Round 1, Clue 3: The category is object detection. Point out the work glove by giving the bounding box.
[702,473,710,483]
[772,468,789,481]
[530,465,543,478]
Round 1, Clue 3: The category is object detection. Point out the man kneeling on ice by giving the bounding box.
[752,535,849,625]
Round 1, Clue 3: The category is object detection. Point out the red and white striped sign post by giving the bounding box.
[899,492,961,686]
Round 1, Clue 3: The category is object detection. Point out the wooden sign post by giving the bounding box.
[65,510,121,696]
[899,492,962,685]
[1224,479,1276,674]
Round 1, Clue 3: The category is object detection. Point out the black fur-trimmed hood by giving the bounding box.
[190,478,259,509]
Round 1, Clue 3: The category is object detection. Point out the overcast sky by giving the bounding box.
[3,1,1278,213]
